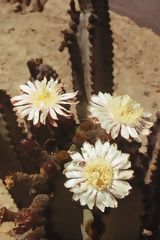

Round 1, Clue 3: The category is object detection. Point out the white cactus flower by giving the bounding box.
[11,77,77,126]
[64,139,133,212]
[89,92,153,141]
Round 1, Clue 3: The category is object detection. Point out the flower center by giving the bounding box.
[109,96,143,124]
[31,87,59,109]
[84,160,113,190]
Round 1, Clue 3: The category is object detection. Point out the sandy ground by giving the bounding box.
[0,0,160,119]
[112,12,160,116]
[0,0,72,94]
[0,0,160,238]
[0,180,18,239]
[110,0,160,35]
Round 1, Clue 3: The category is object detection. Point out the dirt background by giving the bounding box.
[0,0,160,117]
[110,0,160,35]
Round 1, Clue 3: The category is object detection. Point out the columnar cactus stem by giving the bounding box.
[60,0,114,120]
[140,112,160,239]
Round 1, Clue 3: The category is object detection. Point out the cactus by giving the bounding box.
[60,0,114,120]
[0,1,159,240]
[140,113,160,240]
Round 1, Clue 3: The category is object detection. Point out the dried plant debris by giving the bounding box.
[5,172,49,194]
[60,0,114,120]
[20,138,70,171]
[0,194,49,237]
[3,0,48,13]
[27,58,59,82]
[73,119,111,146]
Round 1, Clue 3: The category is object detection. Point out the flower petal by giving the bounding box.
[96,192,106,212]
[64,178,85,188]
[111,123,120,139]
[27,81,36,90]
[71,152,84,162]
[20,84,32,94]
[126,126,139,139]
[40,110,48,124]
[54,105,70,117]
[102,191,118,208]
[49,108,58,120]
[114,170,134,180]
[65,171,84,179]
[61,91,78,100]
[28,108,36,121]
[111,153,129,169]
[121,124,129,139]
[112,180,132,193]
[87,189,97,209]
[105,144,120,163]
[33,110,39,125]
[80,188,93,206]
[95,139,103,156]
[100,142,110,159]
[71,182,88,194]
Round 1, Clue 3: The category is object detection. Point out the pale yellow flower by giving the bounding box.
[64,139,133,212]
[89,92,153,141]
[11,77,77,126]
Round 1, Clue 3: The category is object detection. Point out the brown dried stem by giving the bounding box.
[0,194,49,235]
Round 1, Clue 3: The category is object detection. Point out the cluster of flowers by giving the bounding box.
[11,77,153,212]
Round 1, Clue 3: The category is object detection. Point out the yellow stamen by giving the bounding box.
[84,160,113,190]
[31,86,59,109]
[109,95,143,124]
